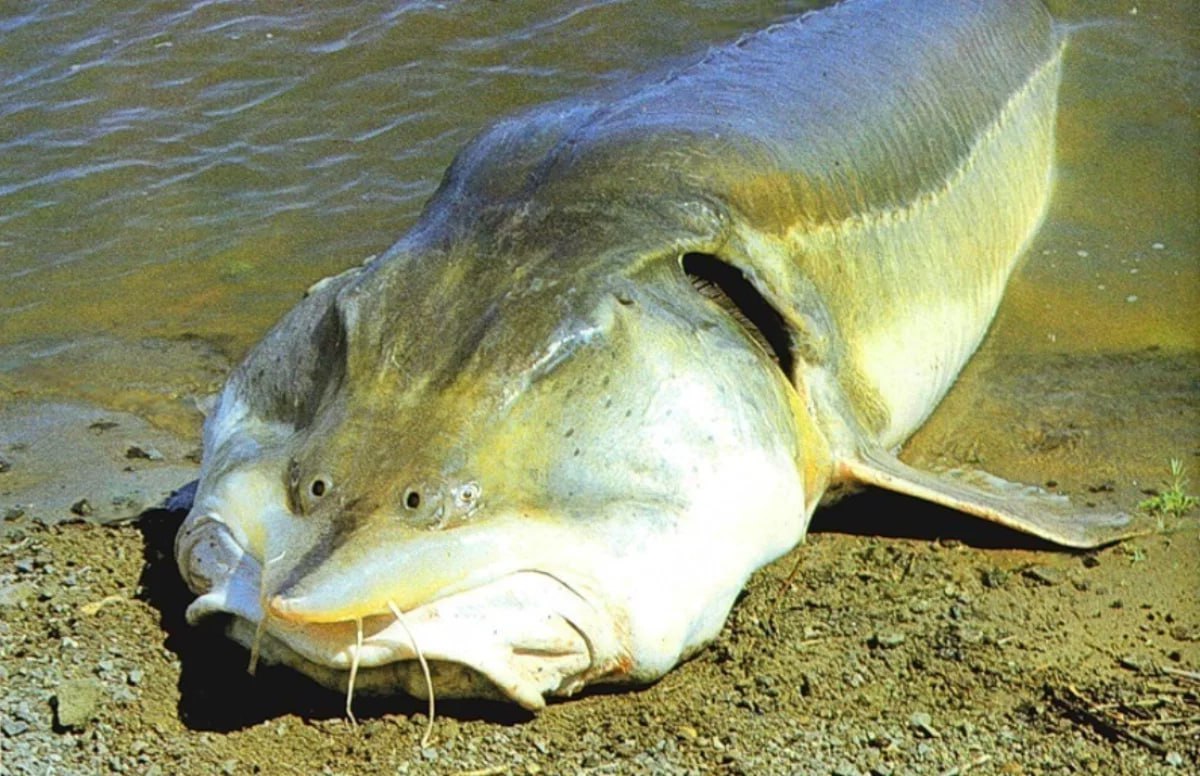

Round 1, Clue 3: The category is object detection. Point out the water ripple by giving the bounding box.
[0,0,1194,361]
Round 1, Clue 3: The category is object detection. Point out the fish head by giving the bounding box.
[176,227,827,709]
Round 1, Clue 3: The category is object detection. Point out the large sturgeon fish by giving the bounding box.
[175,0,1131,709]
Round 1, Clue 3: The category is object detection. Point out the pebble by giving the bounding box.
[69,499,93,517]
[1022,565,1064,586]
[2,720,30,737]
[956,626,984,645]
[54,678,103,730]
[1170,626,1200,642]
[909,712,940,739]
[0,582,35,608]
[1165,751,1183,767]
[981,568,1008,589]
[125,444,164,462]
[870,632,906,649]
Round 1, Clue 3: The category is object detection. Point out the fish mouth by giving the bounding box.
[176,511,632,710]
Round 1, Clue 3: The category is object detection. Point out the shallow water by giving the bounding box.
[0,0,1196,384]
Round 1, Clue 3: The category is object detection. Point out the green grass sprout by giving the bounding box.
[1138,458,1198,528]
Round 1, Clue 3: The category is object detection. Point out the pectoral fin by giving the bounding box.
[840,447,1140,548]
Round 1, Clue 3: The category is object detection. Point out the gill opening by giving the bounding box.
[681,253,794,377]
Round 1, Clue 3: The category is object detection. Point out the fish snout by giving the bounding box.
[175,511,239,596]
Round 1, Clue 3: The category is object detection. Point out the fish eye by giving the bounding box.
[404,489,421,510]
[309,478,328,498]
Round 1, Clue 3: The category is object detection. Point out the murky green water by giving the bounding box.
[1,0,1196,390]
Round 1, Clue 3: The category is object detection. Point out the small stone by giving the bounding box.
[832,762,862,776]
[127,668,144,686]
[70,499,93,517]
[125,444,164,461]
[1170,626,1200,642]
[676,725,699,741]
[12,703,35,723]
[0,582,35,608]
[981,568,1009,589]
[221,759,238,775]
[3,506,24,521]
[1022,565,1063,586]
[1152,242,1165,250]
[909,712,940,738]
[957,626,984,644]
[868,734,893,749]
[2,719,29,737]
[54,677,103,730]
[869,632,906,649]
[14,558,34,573]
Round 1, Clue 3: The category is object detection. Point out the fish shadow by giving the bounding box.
[809,487,1064,550]
[133,485,1070,732]
[134,507,533,732]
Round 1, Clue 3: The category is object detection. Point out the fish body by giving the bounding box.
[175,0,1128,709]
